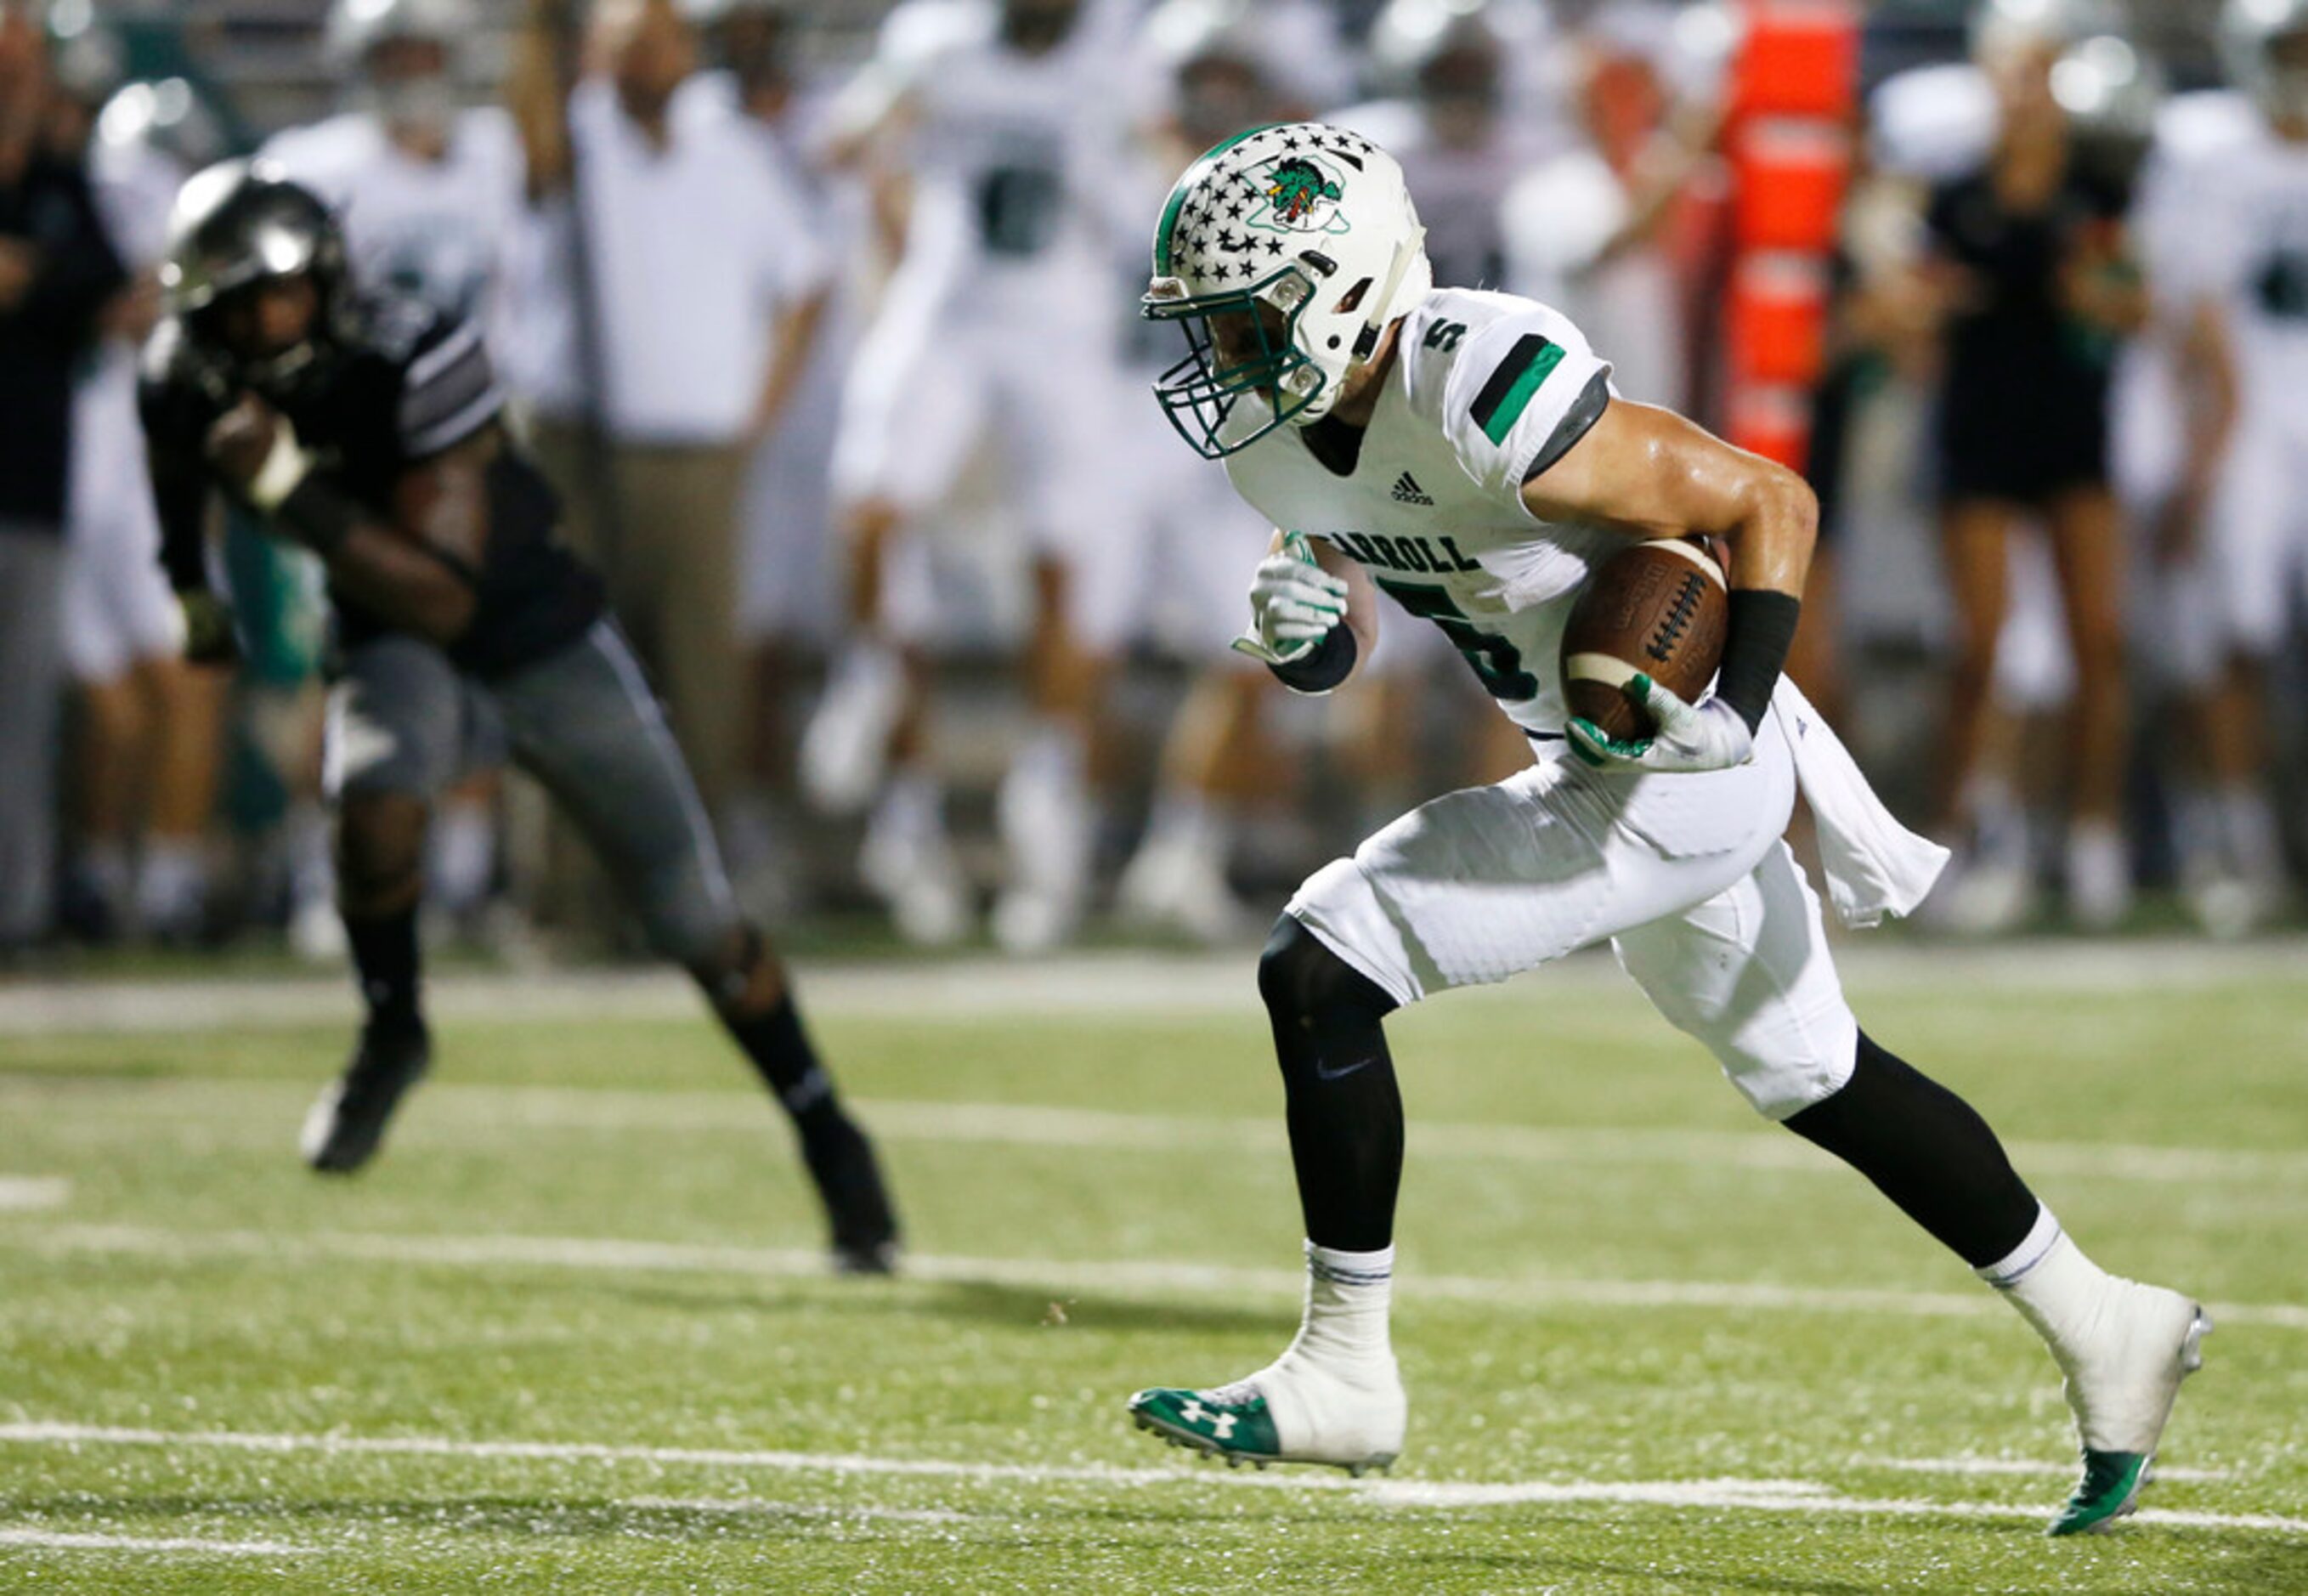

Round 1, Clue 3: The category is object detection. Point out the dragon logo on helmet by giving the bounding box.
[1252,155,1350,235]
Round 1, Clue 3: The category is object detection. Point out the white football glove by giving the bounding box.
[1568,674,1755,774]
[1230,533,1349,666]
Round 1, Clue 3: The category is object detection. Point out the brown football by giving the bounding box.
[1559,538,1728,742]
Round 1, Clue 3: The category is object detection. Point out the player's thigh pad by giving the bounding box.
[323,636,497,802]
[491,619,738,965]
[1610,840,1859,1120]
[1287,722,1796,1007]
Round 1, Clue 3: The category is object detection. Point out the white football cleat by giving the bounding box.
[800,644,905,815]
[1129,1350,1406,1474]
[2045,1278,2211,1536]
[2064,822,2133,932]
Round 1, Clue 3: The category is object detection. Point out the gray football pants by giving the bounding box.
[0,528,65,945]
[323,618,738,966]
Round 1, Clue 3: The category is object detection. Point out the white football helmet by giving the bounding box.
[1143,122,1431,456]
[2224,0,2308,123]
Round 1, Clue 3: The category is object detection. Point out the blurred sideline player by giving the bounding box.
[1104,0,1335,943]
[2147,0,2308,933]
[803,0,1138,951]
[1340,0,1573,817]
[1119,122,2206,1537]
[48,22,229,944]
[265,0,533,942]
[143,166,898,1271]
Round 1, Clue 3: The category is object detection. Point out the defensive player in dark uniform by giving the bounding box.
[143,162,899,1272]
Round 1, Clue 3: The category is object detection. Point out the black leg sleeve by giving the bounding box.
[1783,1030,2040,1269]
[1258,915,1403,1253]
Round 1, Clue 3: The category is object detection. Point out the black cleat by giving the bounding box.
[803,1115,901,1275]
[302,1020,430,1174]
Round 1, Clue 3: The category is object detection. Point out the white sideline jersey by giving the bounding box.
[877,24,1128,327]
[2163,122,2308,435]
[262,109,525,337]
[1223,286,1621,736]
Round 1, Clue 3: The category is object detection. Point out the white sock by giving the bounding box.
[427,802,496,914]
[134,839,206,925]
[1980,1206,2109,1355]
[2219,784,2284,884]
[1286,1241,1395,1378]
[874,772,946,846]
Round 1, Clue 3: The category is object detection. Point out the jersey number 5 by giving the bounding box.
[1374,578,1538,701]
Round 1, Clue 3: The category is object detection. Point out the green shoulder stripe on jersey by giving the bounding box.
[1154,124,1281,276]
[1469,333,1566,446]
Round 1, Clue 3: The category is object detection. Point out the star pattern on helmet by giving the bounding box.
[1167,122,1376,290]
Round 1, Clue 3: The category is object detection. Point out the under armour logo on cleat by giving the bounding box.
[1389,472,1433,507]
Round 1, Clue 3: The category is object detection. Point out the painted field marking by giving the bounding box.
[1,1423,2300,1537]
[3,937,2305,1038]
[1862,1457,2233,1484]
[0,1525,314,1556]
[0,1178,65,1213]
[9,1220,2308,1331]
[11,1074,2305,1190]
[625,1497,973,1525]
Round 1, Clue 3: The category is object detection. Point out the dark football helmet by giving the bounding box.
[158,159,354,396]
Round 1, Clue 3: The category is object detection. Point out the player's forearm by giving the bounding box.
[320,522,478,646]
[1711,467,1817,731]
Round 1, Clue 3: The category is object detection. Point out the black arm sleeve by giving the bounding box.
[1713,589,1802,733]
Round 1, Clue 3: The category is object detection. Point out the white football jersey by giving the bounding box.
[262,108,525,337]
[1222,286,1621,736]
[2162,122,2308,436]
[880,24,1129,325]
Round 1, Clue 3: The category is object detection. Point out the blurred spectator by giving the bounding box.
[513,0,829,824]
[51,16,227,945]
[687,0,863,914]
[800,0,1142,951]
[1916,0,2147,931]
[0,1,124,953]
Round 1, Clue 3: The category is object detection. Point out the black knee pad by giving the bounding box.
[335,799,426,906]
[1259,914,1397,1031]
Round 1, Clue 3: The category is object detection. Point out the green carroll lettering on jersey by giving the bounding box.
[1469,333,1566,446]
[1333,532,1480,575]
[1374,578,1538,701]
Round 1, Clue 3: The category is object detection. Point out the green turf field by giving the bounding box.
[1,948,2304,1593]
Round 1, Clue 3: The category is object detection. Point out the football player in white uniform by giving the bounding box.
[804,0,1140,951]
[1120,124,2206,1537]
[2147,0,2308,931]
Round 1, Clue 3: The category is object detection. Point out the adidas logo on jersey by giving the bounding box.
[1390,473,1434,507]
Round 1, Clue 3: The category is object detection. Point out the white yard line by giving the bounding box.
[11,1220,2308,1330]
[0,1178,65,1213]
[12,1075,2305,1190]
[623,1497,974,1525]
[1,1423,2298,1537]
[1861,1457,2233,1484]
[0,1525,314,1556]
[3,937,2305,1037]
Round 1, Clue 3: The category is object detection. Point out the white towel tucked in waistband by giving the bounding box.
[1770,676,1948,929]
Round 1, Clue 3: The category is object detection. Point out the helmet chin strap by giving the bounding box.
[1349,224,1428,364]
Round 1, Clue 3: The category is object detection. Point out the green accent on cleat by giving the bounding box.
[1127,1385,1398,1476]
[2049,1449,2151,1537]
[1127,1387,1283,1463]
